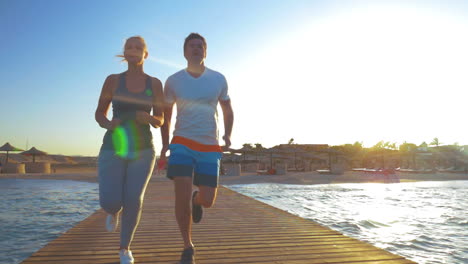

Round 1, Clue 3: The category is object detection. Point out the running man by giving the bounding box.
[160,33,234,264]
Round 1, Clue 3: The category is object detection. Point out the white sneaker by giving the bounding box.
[105,212,120,232]
[119,249,134,264]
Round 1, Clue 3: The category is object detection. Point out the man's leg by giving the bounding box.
[192,151,222,222]
[166,144,196,249]
[194,185,218,208]
[173,177,194,249]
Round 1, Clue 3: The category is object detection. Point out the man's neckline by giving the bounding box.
[185,67,207,79]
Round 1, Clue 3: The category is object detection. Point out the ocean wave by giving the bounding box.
[227,180,468,264]
[0,179,99,264]
[358,219,390,229]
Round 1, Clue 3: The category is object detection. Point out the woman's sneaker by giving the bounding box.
[106,212,120,232]
[119,249,134,264]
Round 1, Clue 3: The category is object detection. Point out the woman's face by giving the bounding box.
[124,38,147,65]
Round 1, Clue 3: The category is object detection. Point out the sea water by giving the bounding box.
[2,179,467,264]
[0,179,99,264]
[227,181,468,264]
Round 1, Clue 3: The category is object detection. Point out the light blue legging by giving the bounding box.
[98,148,155,248]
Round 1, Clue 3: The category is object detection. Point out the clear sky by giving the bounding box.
[1,0,468,156]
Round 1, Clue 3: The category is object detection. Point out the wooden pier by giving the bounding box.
[21,179,416,263]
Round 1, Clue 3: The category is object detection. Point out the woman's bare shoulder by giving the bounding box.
[102,74,121,93]
[106,73,120,84]
[149,75,163,89]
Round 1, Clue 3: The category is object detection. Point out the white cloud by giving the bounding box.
[147,56,184,69]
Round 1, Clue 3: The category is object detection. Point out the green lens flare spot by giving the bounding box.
[112,126,129,158]
[145,89,153,97]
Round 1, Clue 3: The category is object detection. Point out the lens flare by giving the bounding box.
[145,88,153,97]
[112,121,142,159]
[112,126,129,158]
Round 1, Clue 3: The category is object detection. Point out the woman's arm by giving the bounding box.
[95,74,120,130]
[136,77,164,128]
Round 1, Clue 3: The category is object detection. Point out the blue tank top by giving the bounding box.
[101,73,154,157]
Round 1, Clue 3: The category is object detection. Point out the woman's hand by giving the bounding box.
[136,111,151,125]
[106,118,121,130]
[136,111,163,127]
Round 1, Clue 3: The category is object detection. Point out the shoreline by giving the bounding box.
[0,172,99,183]
[220,171,468,185]
[1,170,467,185]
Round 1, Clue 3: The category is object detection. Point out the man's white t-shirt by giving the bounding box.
[164,67,230,146]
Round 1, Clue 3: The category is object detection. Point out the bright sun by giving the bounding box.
[232,4,468,148]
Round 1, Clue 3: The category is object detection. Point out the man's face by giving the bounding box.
[184,38,206,64]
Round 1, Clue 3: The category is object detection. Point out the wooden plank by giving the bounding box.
[21,178,416,263]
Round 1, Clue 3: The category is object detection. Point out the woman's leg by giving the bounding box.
[98,150,126,215]
[120,148,156,249]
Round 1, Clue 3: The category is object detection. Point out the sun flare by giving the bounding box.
[233,4,468,147]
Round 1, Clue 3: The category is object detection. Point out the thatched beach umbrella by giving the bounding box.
[0,142,24,164]
[21,147,47,162]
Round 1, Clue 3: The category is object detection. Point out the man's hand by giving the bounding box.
[160,145,169,160]
[222,135,231,150]
[156,158,167,171]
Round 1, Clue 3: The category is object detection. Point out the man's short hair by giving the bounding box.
[184,33,207,51]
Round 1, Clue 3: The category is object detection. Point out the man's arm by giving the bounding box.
[160,102,174,159]
[220,99,234,149]
[150,77,165,128]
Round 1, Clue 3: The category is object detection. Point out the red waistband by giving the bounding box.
[171,136,222,152]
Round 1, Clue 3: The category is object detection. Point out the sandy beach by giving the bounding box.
[1,169,467,185]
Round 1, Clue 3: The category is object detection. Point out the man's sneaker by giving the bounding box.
[119,249,134,264]
[179,247,195,264]
[106,212,120,232]
[192,191,203,223]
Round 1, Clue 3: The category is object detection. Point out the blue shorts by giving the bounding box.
[166,144,222,188]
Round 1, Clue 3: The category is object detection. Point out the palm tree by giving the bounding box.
[243,143,253,149]
[430,138,441,169]
[254,143,264,161]
[399,142,417,168]
[430,137,441,147]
